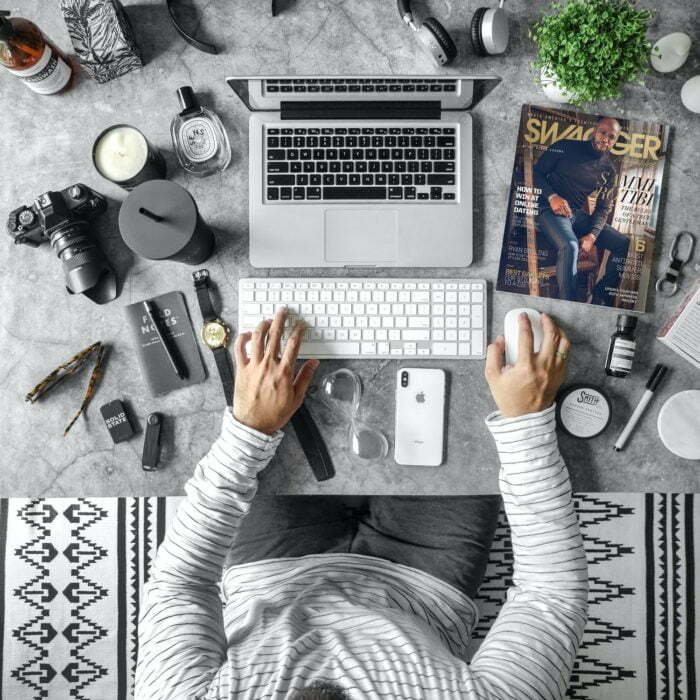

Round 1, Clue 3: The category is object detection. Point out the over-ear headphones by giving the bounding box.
[471,0,510,57]
[397,0,457,66]
[397,1,510,65]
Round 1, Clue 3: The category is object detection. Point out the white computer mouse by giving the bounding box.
[504,308,543,365]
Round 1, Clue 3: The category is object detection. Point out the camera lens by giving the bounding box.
[401,371,408,387]
[49,221,117,304]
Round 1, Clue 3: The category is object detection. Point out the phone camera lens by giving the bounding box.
[401,371,408,387]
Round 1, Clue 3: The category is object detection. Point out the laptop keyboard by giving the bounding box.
[264,78,458,94]
[264,123,458,203]
[238,278,486,359]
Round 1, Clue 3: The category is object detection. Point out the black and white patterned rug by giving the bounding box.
[1,494,697,699]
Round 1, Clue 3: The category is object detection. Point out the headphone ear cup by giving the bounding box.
[470,7,488,57]
[421,16,457,65]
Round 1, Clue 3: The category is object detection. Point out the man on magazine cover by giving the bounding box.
[535,116,630,305]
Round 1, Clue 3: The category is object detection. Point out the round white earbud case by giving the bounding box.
[657,390,700,460]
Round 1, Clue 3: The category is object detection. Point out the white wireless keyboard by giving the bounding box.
[238,278,486,359]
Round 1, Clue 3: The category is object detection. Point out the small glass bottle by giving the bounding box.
[171,86,231,177]
[605,314,637,377]
[0,11,73,95]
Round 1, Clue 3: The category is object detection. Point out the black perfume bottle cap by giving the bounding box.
[616,314,638,333]
[177,86,199,113]
[0,11,15,40]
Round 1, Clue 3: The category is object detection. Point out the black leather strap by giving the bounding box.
[166,0,219,54]
[291,404,335,481]
[213,346,234,407]
[193,270,233,406]
[193,273,217,322]
[397,0,412,20]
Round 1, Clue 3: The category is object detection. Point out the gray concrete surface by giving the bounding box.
[1,0,698,496]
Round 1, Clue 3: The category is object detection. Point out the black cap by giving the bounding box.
[646,363,668,391]
[0,11,15,41]
[616,314,637,333]
[177,86,198,113]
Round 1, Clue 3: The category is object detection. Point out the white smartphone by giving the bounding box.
[394,368,446,467]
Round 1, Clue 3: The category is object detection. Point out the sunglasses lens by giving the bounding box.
[351,425,389,461]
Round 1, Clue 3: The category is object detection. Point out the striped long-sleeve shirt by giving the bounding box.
[135,405,588,699]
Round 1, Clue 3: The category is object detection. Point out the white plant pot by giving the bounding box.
[540,66,575,103]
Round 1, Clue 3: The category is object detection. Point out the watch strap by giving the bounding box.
[195,284,217,323]
[213,346,234,407]
[193,270,217,323]
[291,404,335,482]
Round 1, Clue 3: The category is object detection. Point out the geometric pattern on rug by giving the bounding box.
[1,494,697,699]
[469,493,699,700]
[0,498,167,700]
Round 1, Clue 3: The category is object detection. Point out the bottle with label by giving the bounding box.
[0,11,73,95]
[605,314,638,377]
[170,86,231,177]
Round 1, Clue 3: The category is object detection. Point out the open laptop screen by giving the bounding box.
[227,75,500,112]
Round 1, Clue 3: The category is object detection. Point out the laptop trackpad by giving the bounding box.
[324,209,398,263]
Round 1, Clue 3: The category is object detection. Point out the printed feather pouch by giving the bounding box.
[60,0,142,83]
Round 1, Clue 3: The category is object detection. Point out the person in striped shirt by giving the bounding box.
[136,308,586,699]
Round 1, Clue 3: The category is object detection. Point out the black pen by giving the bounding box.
[143,300,186,379]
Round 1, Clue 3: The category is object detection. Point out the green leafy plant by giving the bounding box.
[531,0,653,104]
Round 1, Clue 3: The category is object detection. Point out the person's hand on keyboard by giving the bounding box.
[233,308,320,434]
[485,312,570,418]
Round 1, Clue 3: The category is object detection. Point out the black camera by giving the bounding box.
[7,184,117,304]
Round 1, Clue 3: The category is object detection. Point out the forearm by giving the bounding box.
[533,148,560,202]
[468,406,587,699]
[151,411,282,583]
[590,174,616,234]
[490,406,587,601]
[590,199,612,235]
[136,410,283,699]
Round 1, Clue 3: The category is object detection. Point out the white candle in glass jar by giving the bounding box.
[93,126,149,182]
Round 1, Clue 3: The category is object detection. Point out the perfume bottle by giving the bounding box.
[171,86,231,176]
[605,314,637,377]
[0,10,73,95]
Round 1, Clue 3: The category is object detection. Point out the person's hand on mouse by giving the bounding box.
[233,308,319,435]
[485,312,570,418]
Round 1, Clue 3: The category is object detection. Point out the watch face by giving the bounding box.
[202,321,229,349]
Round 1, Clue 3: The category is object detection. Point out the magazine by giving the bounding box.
[496,104,669,312]
[657,278,700,369]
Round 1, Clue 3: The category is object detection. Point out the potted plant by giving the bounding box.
[531,0,652,105]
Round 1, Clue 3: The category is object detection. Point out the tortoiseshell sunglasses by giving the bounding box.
[25,341,107,436]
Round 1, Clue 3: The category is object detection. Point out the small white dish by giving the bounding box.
[657,390,700,460]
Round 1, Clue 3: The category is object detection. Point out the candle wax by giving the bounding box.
[94,126,148,182]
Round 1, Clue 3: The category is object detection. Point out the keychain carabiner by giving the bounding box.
[656,231,695,296]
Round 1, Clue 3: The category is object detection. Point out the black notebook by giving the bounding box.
[125,291,206,396]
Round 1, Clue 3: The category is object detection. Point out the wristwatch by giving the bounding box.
[192,269,234,406]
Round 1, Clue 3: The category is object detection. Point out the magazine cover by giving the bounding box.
[496,104,669,311]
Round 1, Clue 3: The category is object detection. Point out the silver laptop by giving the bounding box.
[227,75,500,268]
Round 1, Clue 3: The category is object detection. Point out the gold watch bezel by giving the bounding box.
[201,320,230,349]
